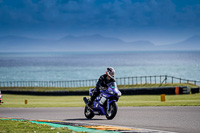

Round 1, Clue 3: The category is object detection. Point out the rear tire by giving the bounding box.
[105,102,118,120]
[84,106,94,119]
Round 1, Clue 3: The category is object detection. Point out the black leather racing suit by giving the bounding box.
[90,74,116,102]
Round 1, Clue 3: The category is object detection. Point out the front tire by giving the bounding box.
[105,102,118,120]
[84,106,94,119]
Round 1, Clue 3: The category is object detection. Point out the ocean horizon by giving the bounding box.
[0,50,200,82]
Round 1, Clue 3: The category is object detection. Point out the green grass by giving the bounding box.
[1,93,200,108]
[0,120,73,133]
[118,83,199,89]
[119,93,200,106]
[0,83,198,92]
[1,94,84,108]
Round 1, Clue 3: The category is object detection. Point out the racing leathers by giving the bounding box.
[88,74,116,106]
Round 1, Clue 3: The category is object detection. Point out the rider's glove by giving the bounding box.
[100,86,107,90]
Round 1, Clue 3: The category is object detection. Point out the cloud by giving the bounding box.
[177,4,200,27]
[0,0,200,36]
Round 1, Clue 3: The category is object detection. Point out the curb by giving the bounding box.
[0,118,138,133]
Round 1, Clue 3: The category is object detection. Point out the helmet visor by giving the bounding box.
[109,71,115,77]
[107,71,115,79]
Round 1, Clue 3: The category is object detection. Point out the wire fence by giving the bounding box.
[0,75,200,88]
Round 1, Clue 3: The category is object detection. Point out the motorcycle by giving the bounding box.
[0,91,3,105]
[83,82,121,120]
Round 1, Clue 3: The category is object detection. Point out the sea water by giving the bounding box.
[0,51,200,81]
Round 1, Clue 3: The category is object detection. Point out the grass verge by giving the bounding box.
[0,119,72,133]
[0,93,200,108]
[0,83,198,92]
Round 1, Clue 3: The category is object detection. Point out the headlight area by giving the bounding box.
[117,91,122,97]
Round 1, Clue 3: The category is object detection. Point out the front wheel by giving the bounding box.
[84,106,94,119]
[105,102,118,120]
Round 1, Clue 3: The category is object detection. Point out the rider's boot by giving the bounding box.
[87,99,93,107]
[87,88,99,108]
[87,94,96,108]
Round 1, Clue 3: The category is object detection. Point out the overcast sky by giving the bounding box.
[0,0,200,45]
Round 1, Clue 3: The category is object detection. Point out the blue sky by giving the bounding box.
[0,0,200,45]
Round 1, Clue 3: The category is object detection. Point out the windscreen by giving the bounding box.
[107,82,117,89]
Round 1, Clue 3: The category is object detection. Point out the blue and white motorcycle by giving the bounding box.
[83,82,121,120]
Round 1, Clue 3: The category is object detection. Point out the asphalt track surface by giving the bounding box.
[1,106,200,133]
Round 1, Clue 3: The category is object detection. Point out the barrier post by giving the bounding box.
[175,87,179,95]
[161,94,165,102]
[25,100,28,104]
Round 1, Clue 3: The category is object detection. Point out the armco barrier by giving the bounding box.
[1,86,195,96]
[191,87,200,94]
[120,86,191,95]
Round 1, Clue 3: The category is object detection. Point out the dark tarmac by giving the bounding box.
[1,106,200,133]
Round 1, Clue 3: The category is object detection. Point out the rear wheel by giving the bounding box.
[84,106,94,119]
[105,102,118,120]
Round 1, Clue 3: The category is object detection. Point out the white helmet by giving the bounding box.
[106,67,115,79]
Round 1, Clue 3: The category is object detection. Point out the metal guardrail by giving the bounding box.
[0,75,199,88]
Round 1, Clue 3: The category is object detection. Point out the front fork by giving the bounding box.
[106,99,117,113]
[107,99,110,113]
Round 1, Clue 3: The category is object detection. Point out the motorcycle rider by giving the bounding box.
[88,67,116,107]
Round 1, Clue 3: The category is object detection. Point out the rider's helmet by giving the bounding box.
[106,67,115,79]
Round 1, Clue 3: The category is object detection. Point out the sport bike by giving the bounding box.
[83,82,121,120]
